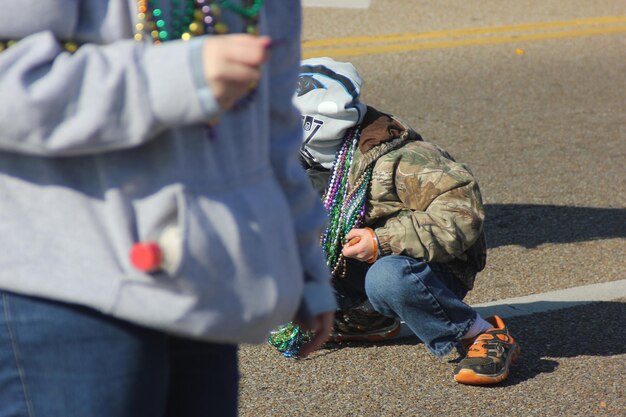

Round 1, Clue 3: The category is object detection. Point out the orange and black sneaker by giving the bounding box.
[453,315,520,385]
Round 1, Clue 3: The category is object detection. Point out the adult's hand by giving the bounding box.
[293,310,334,358]
[202,34,271,110]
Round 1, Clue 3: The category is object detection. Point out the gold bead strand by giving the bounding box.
[134,0,151,41]
[212,5,228,34]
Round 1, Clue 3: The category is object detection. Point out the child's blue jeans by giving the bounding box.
[0,290,238,417]
[344,255,477,357]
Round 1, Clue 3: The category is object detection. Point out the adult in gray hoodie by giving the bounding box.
[0,1,335,415]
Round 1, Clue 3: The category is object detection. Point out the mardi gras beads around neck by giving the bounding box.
[1,1,264,54]
[135,0,264,43]
[321,127,374,278]
[133,0,265,139]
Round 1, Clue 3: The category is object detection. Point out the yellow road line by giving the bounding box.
[303,15,626,47]
[303,16,626,59]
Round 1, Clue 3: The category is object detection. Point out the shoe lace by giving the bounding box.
[466,332,510,358]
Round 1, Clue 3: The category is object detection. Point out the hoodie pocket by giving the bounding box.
[132,185,188,277]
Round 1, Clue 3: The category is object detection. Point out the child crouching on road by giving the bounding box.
[292,57,520,385]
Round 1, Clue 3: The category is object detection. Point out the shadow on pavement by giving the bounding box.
[484,204,626,249]
[493,300,626,386]
[322,300,625,387]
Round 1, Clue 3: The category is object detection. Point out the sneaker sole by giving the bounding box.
[454,343,521,385]
[328,322,402,343]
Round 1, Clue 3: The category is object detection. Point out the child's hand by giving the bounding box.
[342,228,378,263]
[201,34,271,110]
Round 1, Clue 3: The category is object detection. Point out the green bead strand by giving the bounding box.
[218,0,264,18]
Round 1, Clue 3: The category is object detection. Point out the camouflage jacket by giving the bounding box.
[304,106,487,289]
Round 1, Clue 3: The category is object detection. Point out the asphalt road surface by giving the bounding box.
[239,2,626,416]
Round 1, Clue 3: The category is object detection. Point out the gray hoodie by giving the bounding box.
[0,0,336,343]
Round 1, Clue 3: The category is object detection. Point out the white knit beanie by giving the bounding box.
[294,57,367,169]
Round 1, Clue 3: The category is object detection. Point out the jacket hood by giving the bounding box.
[350,106,421,178]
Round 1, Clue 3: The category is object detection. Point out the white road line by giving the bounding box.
[473,279,626,318]
[302,0,372,9]
[396,279,626,339]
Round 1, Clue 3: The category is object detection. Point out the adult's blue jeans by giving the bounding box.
[0,291,238,417]
[345,255,477,357]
